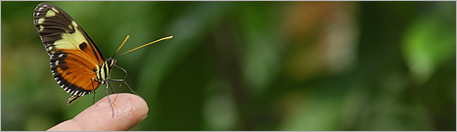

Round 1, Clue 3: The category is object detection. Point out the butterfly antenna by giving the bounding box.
[120,36,173,56]
[113,35,131,58]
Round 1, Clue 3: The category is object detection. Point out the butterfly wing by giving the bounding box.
[33,3,104,103]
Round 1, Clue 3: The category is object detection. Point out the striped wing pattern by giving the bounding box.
[33,3,105,103]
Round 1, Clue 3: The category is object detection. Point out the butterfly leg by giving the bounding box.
[91,77,97,105]
[92,90,96,105]
[111,64,140,96]
[104,82,115,117]
[109,78,139,96]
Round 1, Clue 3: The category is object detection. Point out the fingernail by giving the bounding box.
[138,114,148,122]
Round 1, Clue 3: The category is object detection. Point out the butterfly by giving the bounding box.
[33,3,172,105]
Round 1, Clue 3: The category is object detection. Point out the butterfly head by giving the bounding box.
[105,57,117,68]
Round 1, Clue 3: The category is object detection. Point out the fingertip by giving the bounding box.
[49,93,149,131]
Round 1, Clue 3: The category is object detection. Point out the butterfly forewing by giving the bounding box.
[33,3,104,62]
[34,3,106,102]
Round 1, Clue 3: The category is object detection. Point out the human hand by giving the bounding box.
[47,93,149,131]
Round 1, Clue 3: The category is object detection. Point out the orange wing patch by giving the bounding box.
[51,49,101,95]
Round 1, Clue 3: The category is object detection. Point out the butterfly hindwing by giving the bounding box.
[34,3,105,99]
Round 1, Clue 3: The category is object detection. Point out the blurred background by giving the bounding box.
[1,1,455,131]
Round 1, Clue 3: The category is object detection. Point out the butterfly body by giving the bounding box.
[34,3,115,104]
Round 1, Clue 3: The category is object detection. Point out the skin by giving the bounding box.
[47,93,149,131]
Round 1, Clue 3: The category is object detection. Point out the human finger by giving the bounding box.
[47,93,149,131]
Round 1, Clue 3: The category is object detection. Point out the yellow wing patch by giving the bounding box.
[45,8,57,17]
[54,21,87,50]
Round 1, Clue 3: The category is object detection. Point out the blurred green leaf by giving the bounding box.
[402,5,456,84]
[238,2,282,96]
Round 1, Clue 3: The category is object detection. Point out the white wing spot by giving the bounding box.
[58,54,64,58]
[38,6,45,11]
